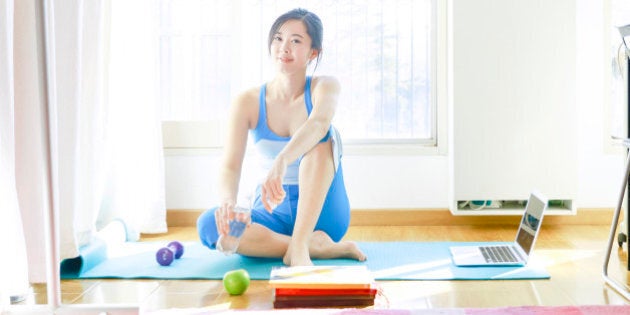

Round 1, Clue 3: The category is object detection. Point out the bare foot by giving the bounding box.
[308,231,367,262]
[283,240,313,266]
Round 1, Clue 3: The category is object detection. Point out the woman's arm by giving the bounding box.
[216,89,257,234]
[261,76,341,210]
[280,76,340,162]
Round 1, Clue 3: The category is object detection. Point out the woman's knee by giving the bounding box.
[301,140,334,170]
[197,207,219,249]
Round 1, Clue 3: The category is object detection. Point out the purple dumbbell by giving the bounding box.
[156,241,184,266]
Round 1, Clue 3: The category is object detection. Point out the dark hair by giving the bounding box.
[268,8,323,70]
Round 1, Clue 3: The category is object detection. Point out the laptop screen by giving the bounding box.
[515,194,546,255]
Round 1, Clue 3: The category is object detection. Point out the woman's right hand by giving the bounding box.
[215,200,235,236]
[261,157,287,213]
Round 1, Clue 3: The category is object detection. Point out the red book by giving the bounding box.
[275,286,378,297]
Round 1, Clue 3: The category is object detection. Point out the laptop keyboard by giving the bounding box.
[480,246,519,263]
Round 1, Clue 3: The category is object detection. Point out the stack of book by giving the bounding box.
[269,265,377,309]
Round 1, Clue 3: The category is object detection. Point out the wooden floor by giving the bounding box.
[13,219,630,312]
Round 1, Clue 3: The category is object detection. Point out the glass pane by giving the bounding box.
[158,0,233,121]
[156,0,434,142]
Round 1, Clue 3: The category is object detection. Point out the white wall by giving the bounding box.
[164,151,450,210]
[451,0,580,213]
[165,0,625,211]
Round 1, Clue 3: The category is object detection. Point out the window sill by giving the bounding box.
[164,142,444,157]
[343,142,443,156]
[162,121,446,156]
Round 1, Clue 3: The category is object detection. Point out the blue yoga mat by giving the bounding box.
[60,241,550,280]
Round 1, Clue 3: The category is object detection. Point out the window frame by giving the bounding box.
[162,0,447,156]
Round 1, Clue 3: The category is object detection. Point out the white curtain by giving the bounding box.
[51,0,167,257]
[53,0,101,259]
[0,0,30,298]
[104,0,167,238]
[12,0,167,282]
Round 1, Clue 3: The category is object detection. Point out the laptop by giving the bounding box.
[449,191,548,266]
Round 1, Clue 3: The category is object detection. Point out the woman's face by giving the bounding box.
[270,19,318,74]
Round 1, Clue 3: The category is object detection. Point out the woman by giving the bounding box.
[197,8,366,266]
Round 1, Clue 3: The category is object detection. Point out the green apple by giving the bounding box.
[223,269,250,295]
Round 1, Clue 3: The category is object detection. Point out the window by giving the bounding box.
[157,0,436,144]
[610,0,630,141]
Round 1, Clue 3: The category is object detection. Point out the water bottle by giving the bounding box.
[216,205,251,255]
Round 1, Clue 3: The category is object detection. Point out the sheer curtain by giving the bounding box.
[53,0,105,260]
[104,0,167,238]
[12,0,167,283]
[1,0,30,300]
[51,0,167,256]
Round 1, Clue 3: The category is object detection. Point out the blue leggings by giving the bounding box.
[197,164,350,250]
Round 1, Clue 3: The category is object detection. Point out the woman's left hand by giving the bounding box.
[261,158,287,213]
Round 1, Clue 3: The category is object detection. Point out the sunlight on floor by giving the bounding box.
[371,259,455,279]
[534,249,602,267]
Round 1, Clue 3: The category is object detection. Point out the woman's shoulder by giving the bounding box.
[311,75,340,94]
[233,86,260,106]
[229,86,262,130]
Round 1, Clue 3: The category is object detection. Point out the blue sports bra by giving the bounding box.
[252,76,314,143]
[250,76,330,185]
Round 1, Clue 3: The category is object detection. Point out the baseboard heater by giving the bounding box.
[456,199,575,215]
